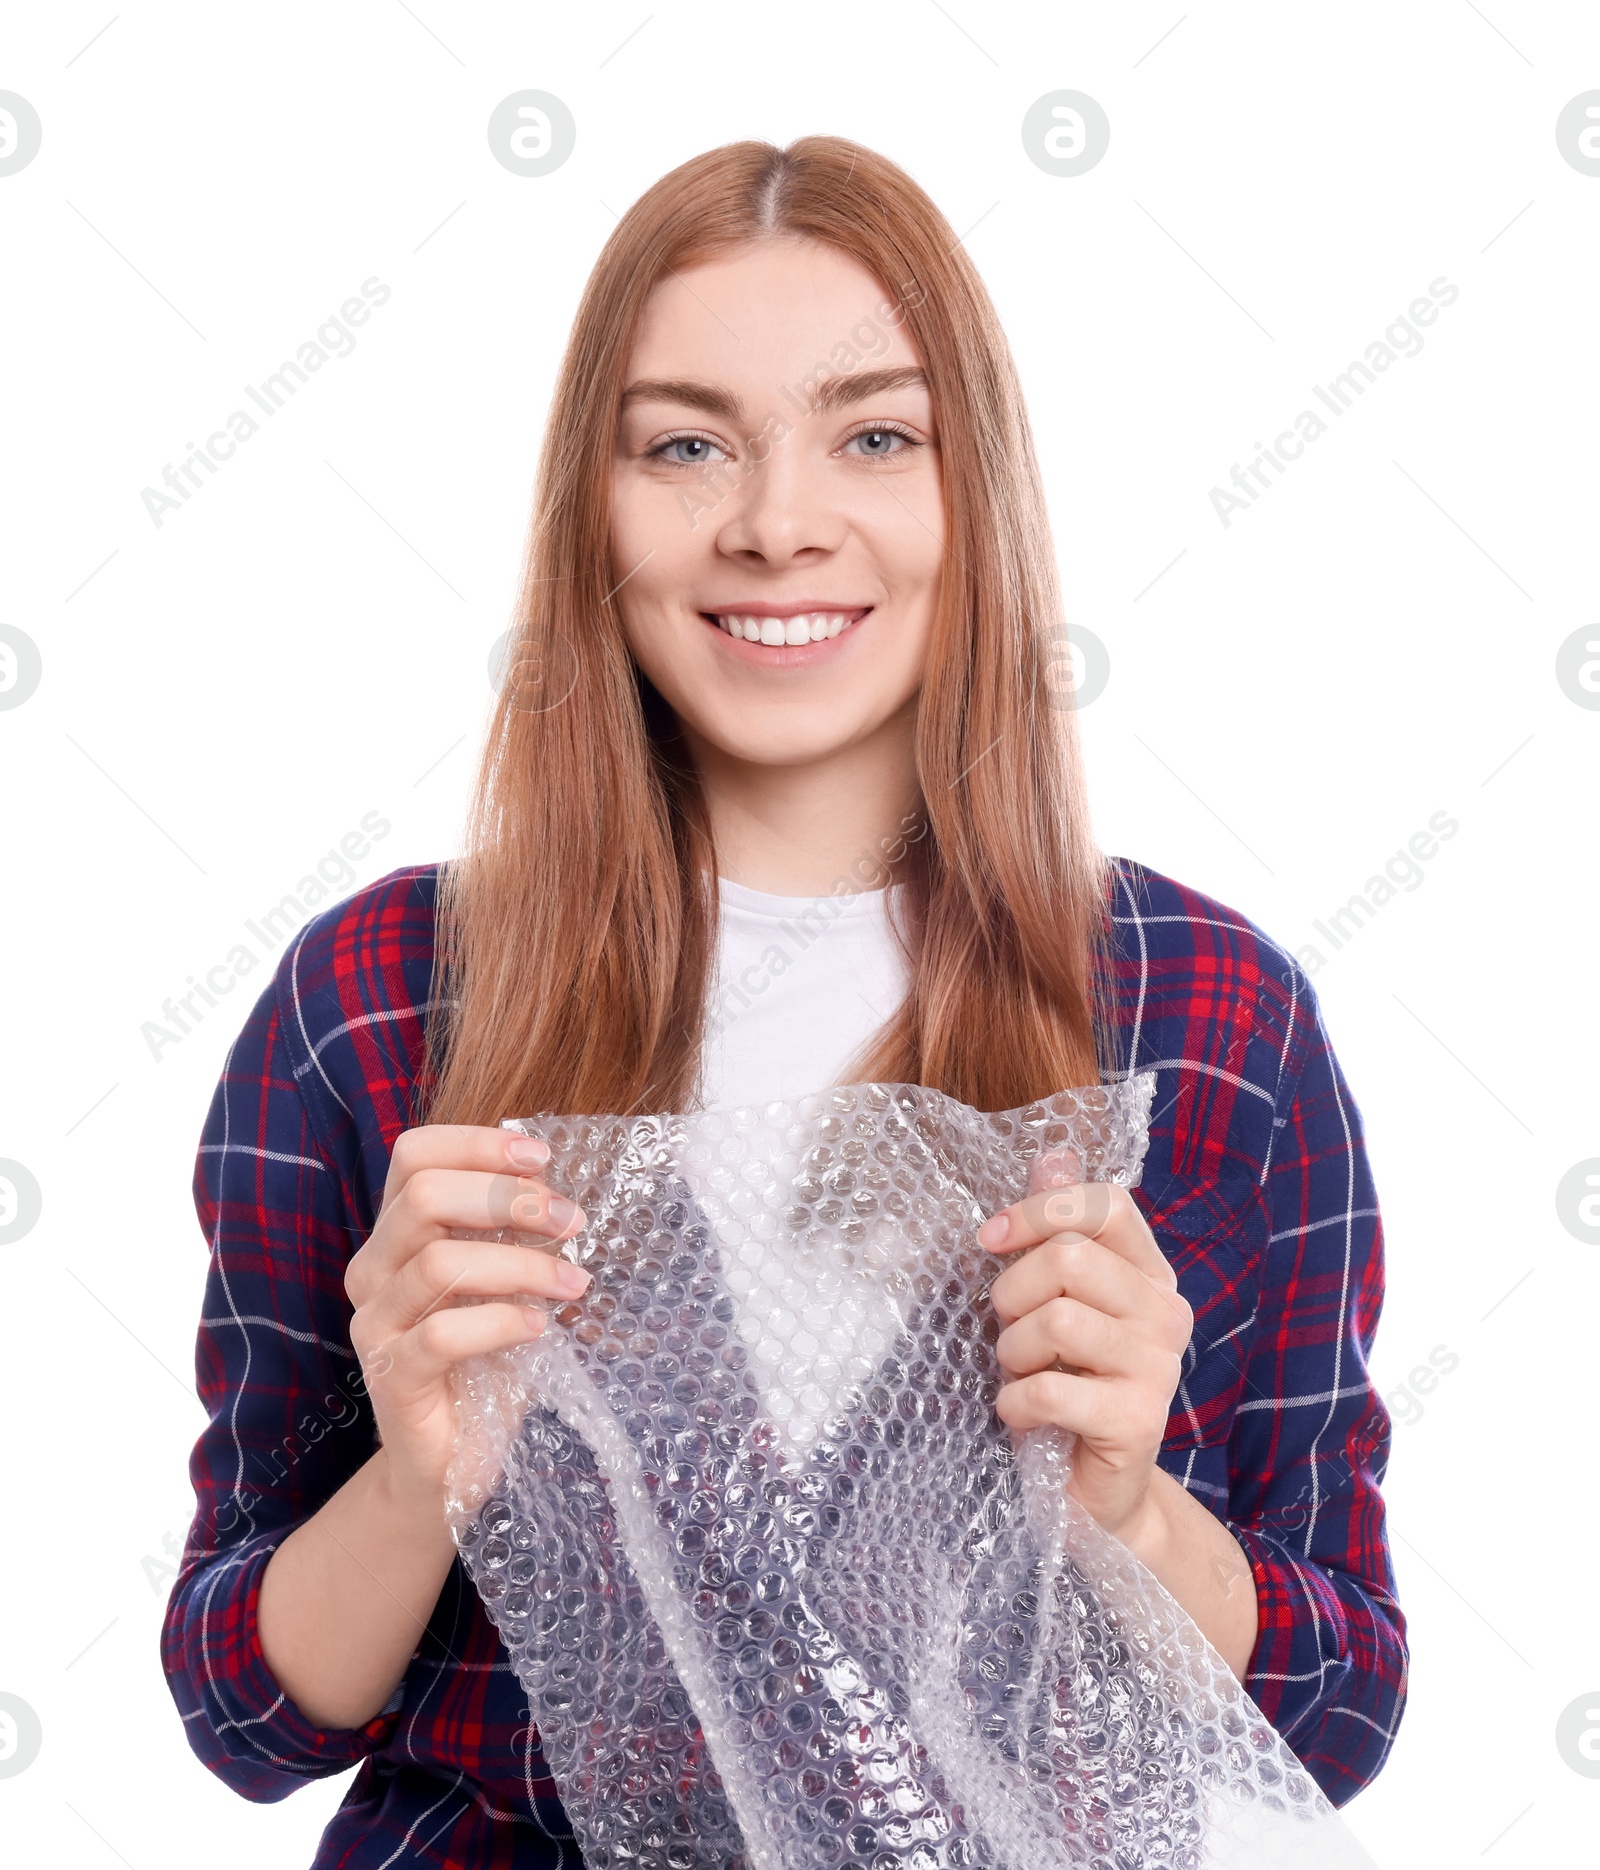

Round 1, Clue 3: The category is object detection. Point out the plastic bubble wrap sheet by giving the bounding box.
[446,1077,1383,1870]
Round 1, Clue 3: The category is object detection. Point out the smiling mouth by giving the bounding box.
[701,608,872,646]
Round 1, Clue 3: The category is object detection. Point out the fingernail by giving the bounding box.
[520,1306,546,1335]
[555,1259,591,1295]
[978,1213,1010,1249]
[547,1196,583,1233]
[507,1136,549,1168]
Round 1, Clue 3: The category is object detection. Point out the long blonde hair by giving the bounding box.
[419,135,1117,1124]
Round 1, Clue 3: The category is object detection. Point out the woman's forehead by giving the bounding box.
[624,240,923,386]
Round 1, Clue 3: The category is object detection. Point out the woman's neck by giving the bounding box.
[686,708,924,897]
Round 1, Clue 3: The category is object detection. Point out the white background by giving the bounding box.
[1,3,1596,1865]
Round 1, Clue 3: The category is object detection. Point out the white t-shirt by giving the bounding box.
[698,875,911,1110]
[693,874,914,1457]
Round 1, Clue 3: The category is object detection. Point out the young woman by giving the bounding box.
[163,136,1406,1866]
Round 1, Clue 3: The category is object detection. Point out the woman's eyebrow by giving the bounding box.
[619,365,928,423]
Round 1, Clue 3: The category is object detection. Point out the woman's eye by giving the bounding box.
[842,426,917,459]
[650,434,728,467]
[646,425,918,467]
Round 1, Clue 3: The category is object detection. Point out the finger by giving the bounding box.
[366,1237,591,1339]
[993,1367,1118,1438]
[979,1181,1175,1288]
[350,1166,573,1306]
[373,1300,551,1395]
[988,1232,1152,1328]
[377,1123,553,1222]
[995,1295,1135,1380]
[357,1163,588,1294]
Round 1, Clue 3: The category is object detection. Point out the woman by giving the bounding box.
[163,136,1406,1866]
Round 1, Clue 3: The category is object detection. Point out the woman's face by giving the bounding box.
[610,238,944,771]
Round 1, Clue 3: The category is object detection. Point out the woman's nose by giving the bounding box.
[710,432,850,563]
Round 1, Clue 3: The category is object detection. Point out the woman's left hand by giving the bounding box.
[979,1152,1194,1542]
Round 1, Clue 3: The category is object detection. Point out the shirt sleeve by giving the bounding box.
[1222,974,1409,1805]
[159,965,401,1800]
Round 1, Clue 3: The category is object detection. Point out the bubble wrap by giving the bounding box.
[445,1077,1383,1870]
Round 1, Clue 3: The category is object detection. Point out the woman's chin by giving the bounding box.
[701,727,864,768]
[687,695,915,766]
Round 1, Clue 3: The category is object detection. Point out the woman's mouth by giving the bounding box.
[700,607,872,647]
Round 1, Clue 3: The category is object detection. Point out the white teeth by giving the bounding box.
[712,610,864,644]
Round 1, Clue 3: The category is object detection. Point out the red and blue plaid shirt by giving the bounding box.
[163,856,1408,1865]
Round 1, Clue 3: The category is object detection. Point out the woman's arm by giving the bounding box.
[978,965,1407,1784]
[163,959,587,1775]
[162,979,412,1797]
[1100,1466,1259,1678]
[255,1447,458,1731]
[256,1118,589,1730]
[1216,976,1408,1801]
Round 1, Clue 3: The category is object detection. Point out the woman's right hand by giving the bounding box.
[344,1124,590,1507]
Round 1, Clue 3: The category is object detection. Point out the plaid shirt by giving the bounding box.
[163,856,1407,1865]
